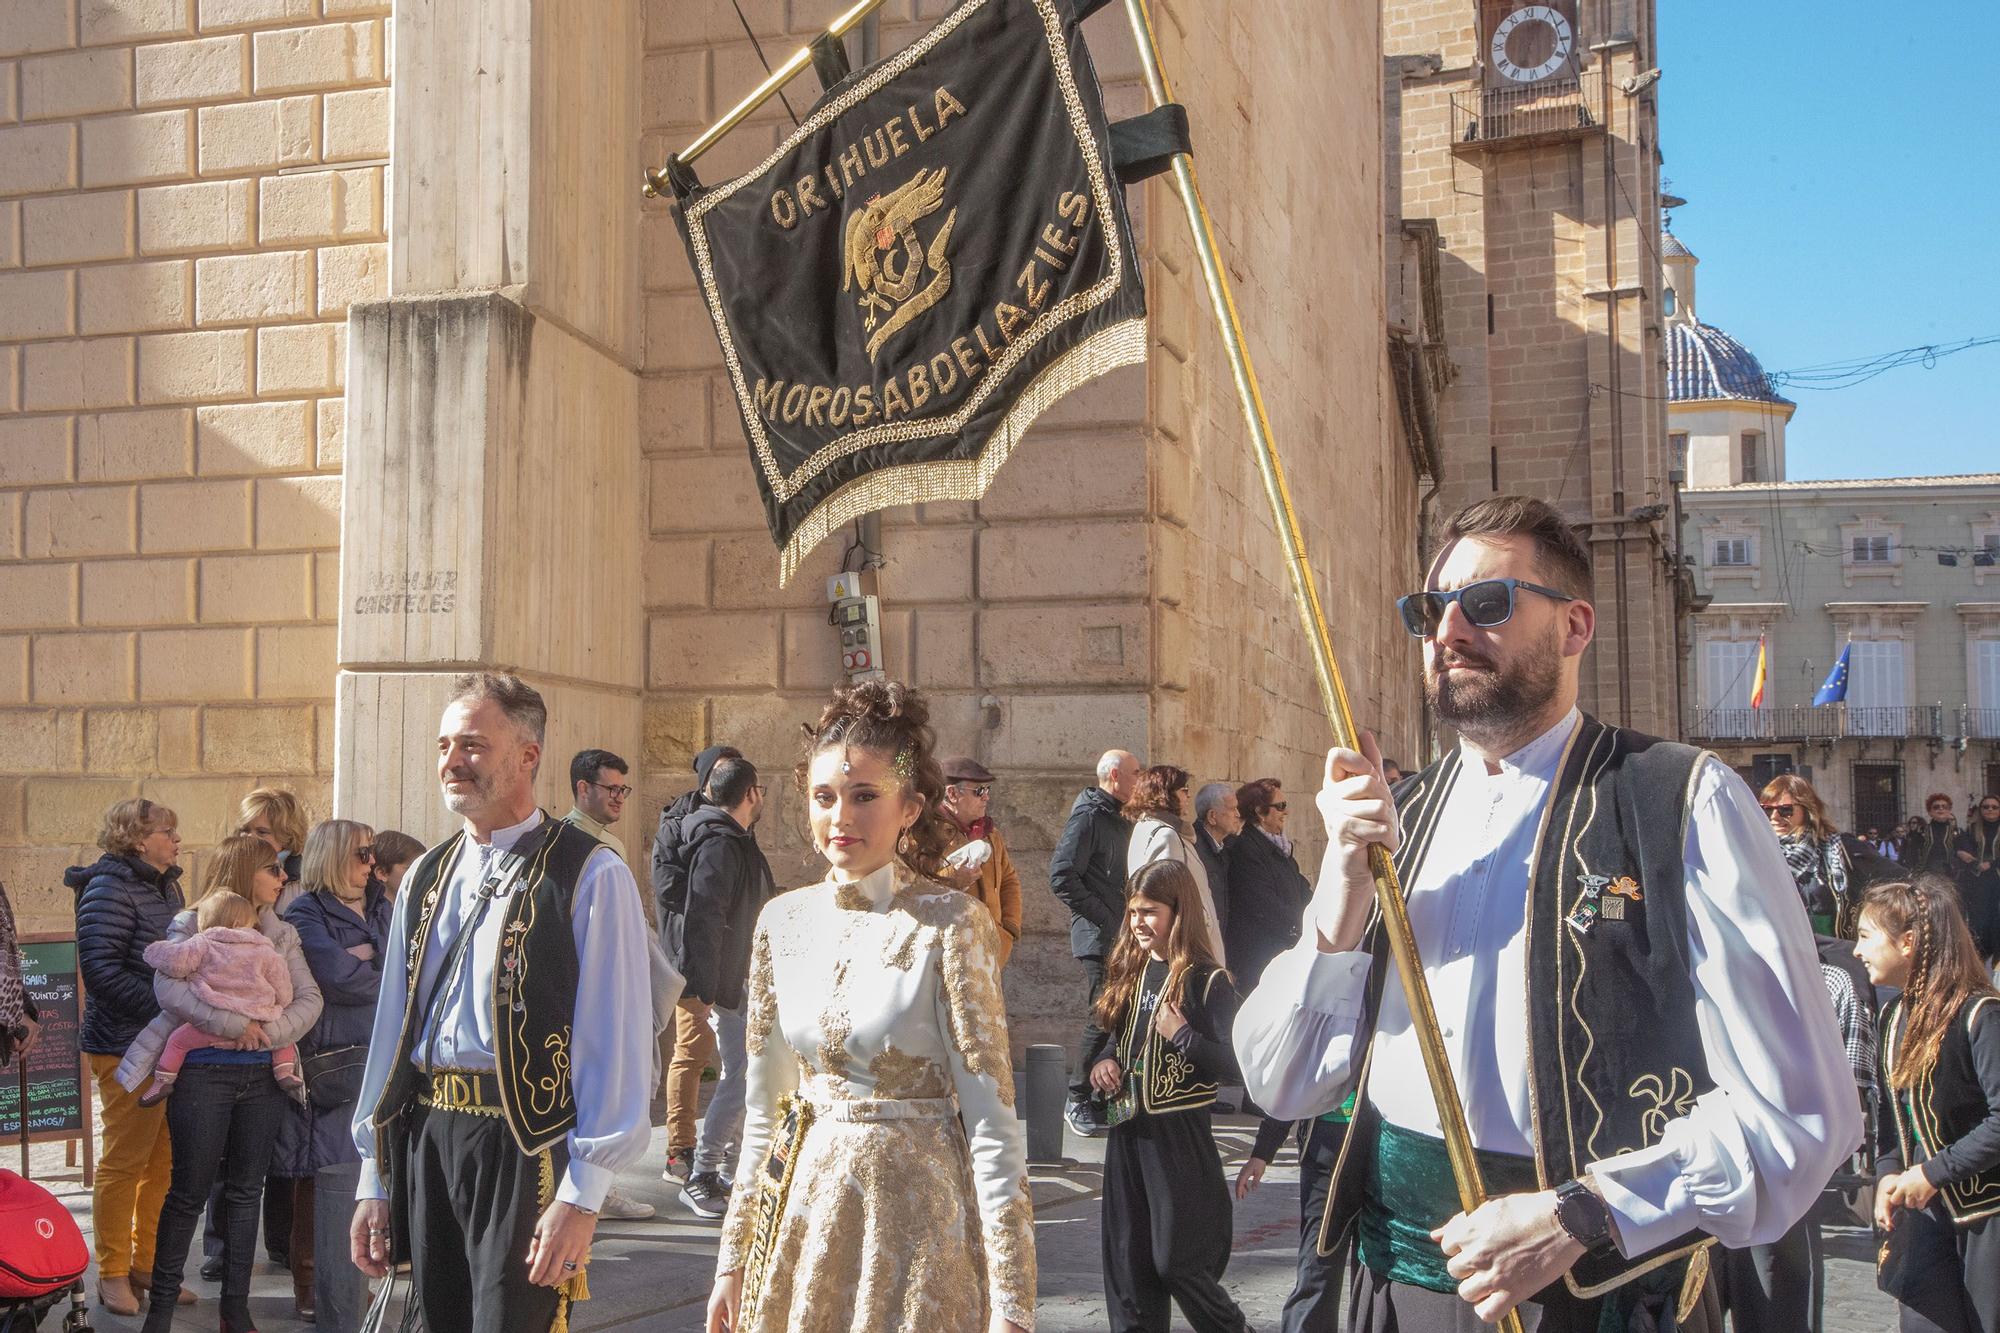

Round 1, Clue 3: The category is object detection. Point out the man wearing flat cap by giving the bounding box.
[938,756,1024,969]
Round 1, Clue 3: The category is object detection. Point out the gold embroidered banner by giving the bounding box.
[668,0,1147,583]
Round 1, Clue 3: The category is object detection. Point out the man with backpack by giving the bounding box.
[662,756,773,1219]
[650,744,742,1184]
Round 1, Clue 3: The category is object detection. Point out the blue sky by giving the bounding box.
[1658,2,1998,480]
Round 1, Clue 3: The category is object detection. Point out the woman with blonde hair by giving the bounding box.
[65,798,187,1316]
[1760,773,1891,937]
[237,787,310,901]
[273,819,389,1319]
[119,833,322,1331]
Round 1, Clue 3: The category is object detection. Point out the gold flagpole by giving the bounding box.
[1117,4,1520,1326]
[642,0,890,196]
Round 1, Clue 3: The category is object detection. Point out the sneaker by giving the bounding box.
[1065,1097,1106,1138]
[596,1186,655,1221]
[679,1172,731,1219]
[662,1146,694,1182]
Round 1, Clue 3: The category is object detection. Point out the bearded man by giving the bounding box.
[348,674,653,1333]
[1233,496,1859,1332]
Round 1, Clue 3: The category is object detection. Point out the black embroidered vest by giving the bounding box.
[1321,714,1715,1298]
[1882,994,2000,1225]
[1115,962,1227,1114]
[370,814,600,1155]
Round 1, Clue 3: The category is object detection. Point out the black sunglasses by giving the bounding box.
[1760,803,1798,819]
[1396,578,1576,638]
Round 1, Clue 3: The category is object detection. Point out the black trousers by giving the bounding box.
[1100,1106,1247,1333]
[202,1174,292,1264]
[407,1101,570,1333]
[1895,1204,2000,1333]
[1283,1117,1347,1333]
[141,1061,287,1329]
[1070,956,1108,1101]
[1717,1214,1818,1333]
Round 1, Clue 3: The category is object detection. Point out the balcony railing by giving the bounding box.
[1450,79,1605,153]
[1685,704,1945,744]
[1963,708,2000,740]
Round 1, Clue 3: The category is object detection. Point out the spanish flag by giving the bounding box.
[1749,635,1768,708]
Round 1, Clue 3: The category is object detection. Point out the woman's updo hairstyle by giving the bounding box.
[799,679,954,881]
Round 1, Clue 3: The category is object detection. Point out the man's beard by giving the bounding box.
[442,769,493,814]
[1426,628,1563,742]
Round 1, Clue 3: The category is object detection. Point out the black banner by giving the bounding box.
[671,0,1147,582]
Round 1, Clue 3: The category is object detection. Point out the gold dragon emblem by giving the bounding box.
[844,166,959,361]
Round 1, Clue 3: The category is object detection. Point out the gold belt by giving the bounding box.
[416,1069,503,1117]
[805,1095,957,1122]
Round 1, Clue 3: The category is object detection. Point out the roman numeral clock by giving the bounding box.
[1489,3,1575,84]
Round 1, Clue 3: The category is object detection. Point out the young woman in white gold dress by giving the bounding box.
[706,681,1035,1333]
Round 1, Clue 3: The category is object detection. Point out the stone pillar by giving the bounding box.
[334,0,643,849]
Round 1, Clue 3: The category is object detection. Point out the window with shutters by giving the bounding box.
[1852,535,1892,563]
[1703,638,1760,713]
[1840,515,1904,587]
[1740,432,1763,483]
[1846,639,1909,735]
[1714,537,1750,566]
[1974,640,2000,727]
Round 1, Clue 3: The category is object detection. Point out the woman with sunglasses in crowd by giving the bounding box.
[1759,773,1894,938]
[276,819,390,1321]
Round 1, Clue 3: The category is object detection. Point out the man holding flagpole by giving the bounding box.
[1234,496,1860,1331]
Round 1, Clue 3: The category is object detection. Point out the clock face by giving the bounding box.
[1491,5,1574,83]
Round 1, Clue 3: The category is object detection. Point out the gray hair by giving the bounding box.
[1194,782,1235,824]
[445,672,547,745]
[1095,750,1132,783]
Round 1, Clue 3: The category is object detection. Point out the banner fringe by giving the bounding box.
[776,316,1149,585]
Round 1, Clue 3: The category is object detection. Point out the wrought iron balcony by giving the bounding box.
[1450,79,1605,154]
[1684,704,1945,744]
[1962,708,2000,740]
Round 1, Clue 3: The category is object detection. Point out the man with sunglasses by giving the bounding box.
[1234,495,1859,1332]
[1906,793,1962,878]
[939,756,1025,969]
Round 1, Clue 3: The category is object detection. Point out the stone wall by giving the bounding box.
[639,0,1419,1049]
[2,0,390,930]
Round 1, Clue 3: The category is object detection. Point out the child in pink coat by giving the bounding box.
[138,891,304,1105]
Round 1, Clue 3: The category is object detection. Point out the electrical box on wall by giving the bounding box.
[828,578,885,682]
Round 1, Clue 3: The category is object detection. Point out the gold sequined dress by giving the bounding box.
[716,861,1036,1331]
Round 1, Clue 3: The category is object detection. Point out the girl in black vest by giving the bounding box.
[1086,859,1248,1333]
[1859,877,2000,1332]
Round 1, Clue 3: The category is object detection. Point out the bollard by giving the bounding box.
[315,1161,365,1333]
[1024,1043,1068,1164]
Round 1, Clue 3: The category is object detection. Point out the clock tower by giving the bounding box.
[1387,0,1679,738]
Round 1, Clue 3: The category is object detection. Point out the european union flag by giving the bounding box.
[1813,643,1851,706]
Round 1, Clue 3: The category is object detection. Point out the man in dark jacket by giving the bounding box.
[1050,748,1140,1135]
[675,757,773,1219]
[1193,781,1241,939]
[652,743,740,1179]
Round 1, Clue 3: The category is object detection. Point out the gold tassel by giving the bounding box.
[533,1147,591,1333]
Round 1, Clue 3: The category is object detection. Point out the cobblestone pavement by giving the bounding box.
[23,1118,1898,1331]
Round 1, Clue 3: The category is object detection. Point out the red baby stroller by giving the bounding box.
[0,1170,91,1333]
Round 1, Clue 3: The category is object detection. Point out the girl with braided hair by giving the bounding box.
[706,680,1034,1333]
[1858,877,2000,1330]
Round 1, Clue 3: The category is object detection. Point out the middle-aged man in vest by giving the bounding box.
[348,673,653,1333]
[1235,496,1860,1332]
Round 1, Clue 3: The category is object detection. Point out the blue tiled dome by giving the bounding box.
[1666,319,1793,406]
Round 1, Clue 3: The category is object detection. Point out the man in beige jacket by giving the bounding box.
[937,756,1024,969]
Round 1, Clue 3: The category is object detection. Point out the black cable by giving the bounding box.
[730,0,801,128]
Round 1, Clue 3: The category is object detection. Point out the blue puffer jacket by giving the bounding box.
[277,880,393,1173]
[67,853,186,1056]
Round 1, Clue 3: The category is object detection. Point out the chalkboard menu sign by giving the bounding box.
[1,936,86,1139]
